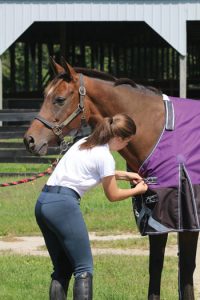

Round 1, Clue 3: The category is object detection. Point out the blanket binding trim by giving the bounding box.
[139,94,174,174]
[182,163,200,227]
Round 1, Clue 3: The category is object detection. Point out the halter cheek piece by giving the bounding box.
[34,74,87,151]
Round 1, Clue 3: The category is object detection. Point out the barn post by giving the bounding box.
[179,54,187,99]
[0,56,2,126]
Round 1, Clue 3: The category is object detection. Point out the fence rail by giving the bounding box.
[0,109,38,122]
[0,126,29,139]
[0,109,58,164]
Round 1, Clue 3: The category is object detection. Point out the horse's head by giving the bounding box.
[24,58,90,155]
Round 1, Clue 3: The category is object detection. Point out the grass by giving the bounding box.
[90,233,177,249]
[0,163,50,173]
[0,152,138,236]
[0,254,178,300]
[0,155,181,250]
[0,175,137,235]
[0,177,45,236]
[0,153,180,299]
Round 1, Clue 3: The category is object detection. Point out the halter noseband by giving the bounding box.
[35,73,86,150]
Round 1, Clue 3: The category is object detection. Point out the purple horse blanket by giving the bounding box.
[133,95,200,235]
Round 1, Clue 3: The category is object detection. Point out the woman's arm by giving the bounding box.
[102,175,148,202]
[115,170,142,184]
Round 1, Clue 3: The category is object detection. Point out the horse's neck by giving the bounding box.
[85,77,165,171]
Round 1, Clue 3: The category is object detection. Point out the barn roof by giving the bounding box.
[0,1,200,56]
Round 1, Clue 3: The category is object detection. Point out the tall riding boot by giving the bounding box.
[148,294,160,300]
[49,278,70,300]
[181,284,195,300]
[73,272,93,300]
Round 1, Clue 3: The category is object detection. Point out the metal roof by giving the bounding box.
[0,1,200,56]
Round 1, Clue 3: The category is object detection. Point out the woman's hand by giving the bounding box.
[129,173,143,185]
[133,180,148,195]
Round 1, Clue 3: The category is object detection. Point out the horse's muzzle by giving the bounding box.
[24,135,48,156]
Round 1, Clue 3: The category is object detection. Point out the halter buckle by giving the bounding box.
[79,86,86,96]
[52,125,63,137]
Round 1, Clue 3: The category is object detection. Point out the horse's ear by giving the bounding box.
[49,56,65,75]
[60,57,78,81]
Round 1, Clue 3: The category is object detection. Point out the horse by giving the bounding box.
[24,57,200,300]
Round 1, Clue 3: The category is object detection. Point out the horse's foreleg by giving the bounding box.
[148,233,168,300]
[178,231,199,300]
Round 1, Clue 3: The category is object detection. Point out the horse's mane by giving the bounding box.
[47,67,162,96]
[114,78,162,96]
[114,78,137,88]
[74,67,162,96]
[74,67,116,82]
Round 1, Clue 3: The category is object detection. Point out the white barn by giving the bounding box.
[0,0,200,107]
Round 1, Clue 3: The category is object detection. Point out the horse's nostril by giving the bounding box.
[28,136,34,144]
[24,135,35,151]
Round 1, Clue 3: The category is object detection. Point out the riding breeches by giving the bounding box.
[35,185,93,280]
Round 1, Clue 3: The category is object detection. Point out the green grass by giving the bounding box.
[0,174,137,235]
[0,153,138,236]
[0,154,182,299]
[91,236,163,249]
[0,177,46,236]
[0,151,123,173]
[0,163,51,173]
[91,233,179,250]
[0,153,180,243]
[0,254,178,300]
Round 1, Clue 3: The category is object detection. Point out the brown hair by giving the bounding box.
[80,113,136,150]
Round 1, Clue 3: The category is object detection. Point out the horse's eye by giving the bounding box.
[54,97,66,106]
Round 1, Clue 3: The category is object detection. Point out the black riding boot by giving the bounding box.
[49,278,70,300]
[73,272,93,300]
[181,284,195,300]
[148,294,160,300]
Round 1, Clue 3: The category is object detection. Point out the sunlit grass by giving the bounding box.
[0,254,178,300]
[0,153,182,299]
[0,153,139,235]
[0,163,50,173]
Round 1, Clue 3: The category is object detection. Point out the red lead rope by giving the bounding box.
[0,167,52,187]
[0,138,75,187]
[0,161,58,188]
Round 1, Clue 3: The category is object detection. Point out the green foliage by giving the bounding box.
[15,43,25,91]
[2,50,10,94]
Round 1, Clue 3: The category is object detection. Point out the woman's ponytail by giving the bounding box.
[80,113,136,150]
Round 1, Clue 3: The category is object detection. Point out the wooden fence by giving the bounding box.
[0,109,59,163]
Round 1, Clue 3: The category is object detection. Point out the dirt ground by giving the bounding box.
[0,233,178,257]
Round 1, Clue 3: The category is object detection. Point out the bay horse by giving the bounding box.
[24,58,200,300]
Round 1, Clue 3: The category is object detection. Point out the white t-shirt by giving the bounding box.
[47,138,115,197]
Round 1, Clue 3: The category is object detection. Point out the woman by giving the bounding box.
[35,113,148,300]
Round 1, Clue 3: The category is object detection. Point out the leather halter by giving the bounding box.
[35,73,86,149]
